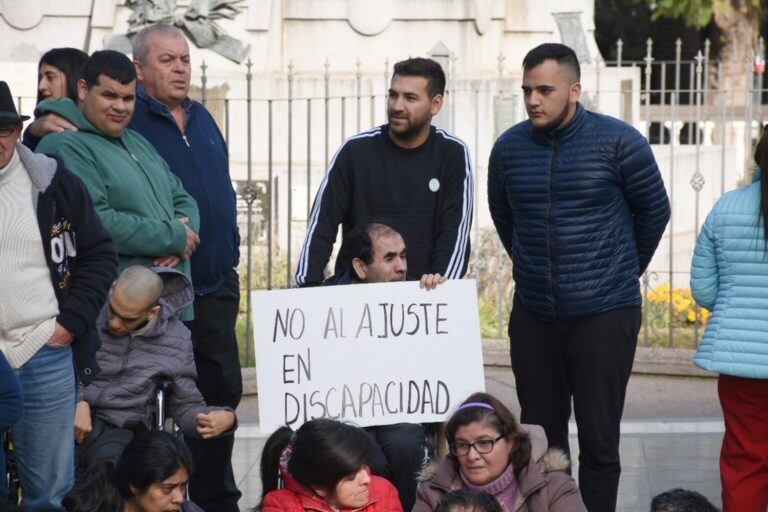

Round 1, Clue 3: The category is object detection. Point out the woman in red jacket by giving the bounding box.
[258,419,402,512]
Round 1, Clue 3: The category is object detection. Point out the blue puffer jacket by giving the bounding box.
[488,104,670,321]
[691,172,768,378]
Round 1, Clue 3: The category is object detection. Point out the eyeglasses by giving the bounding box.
[0,126,17,138]
[449,435,505,456]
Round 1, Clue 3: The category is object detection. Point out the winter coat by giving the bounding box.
[34,98,199,318]
[16,143,117,384]
[262,469,402,512]
[488,103,670,321]
[83,267,234,438]
[413,425,585,512]
[129,87,239,294]
[691,172,768,378]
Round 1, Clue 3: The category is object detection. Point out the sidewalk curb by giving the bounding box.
[241,340,715,395]
[233,419,726,438]
[482,339,715,378]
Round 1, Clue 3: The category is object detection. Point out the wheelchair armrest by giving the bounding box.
[157,379,174,395]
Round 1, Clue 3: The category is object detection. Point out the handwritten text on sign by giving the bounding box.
[253,280,485,432]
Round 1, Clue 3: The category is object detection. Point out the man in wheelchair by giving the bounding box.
[74,265,236,470]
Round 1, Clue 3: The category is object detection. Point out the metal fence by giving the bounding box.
[16,37,768,364]
[199,37,768,363]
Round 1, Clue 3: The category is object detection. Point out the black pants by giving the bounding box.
[366,423,429,512]
[76,418,144,471]
[184,269,243,512]
[508,301,640,512]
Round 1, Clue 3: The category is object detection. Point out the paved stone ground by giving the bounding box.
[233,367,724,511]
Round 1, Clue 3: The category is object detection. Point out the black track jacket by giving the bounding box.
[296,125,473,286]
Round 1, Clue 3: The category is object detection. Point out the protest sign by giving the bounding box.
[252,279,485,432]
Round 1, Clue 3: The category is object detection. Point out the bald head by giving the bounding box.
[113,265,163,309]
[107,266,164,337]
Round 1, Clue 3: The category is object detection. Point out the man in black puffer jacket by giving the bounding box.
[488,44,670,512]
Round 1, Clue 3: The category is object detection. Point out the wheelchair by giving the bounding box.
[154,378,178,434]
[2,428,20,510]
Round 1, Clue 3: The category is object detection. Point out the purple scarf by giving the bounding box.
[459,464,518,511]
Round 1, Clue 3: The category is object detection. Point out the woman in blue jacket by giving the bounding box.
[691,132,768,511]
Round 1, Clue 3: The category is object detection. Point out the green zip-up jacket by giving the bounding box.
[35,98,199,317]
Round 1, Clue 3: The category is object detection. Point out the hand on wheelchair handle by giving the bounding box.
[195,410,235,439]
[74,401,93,444]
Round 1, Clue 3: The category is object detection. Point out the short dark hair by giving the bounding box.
[522,43,580,81]
[436,490,503,512]
[258,419,375,508]
[83,50,136,88]
[650,488,719,512]
[343,222,401,265]
[393,57,446,98]
[444,392,533,476]
[37,48,89,104]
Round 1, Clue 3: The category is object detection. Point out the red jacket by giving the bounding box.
[262,470,402,512]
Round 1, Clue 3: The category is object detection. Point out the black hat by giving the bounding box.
[0,81,30,125]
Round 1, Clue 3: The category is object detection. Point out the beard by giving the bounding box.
[531,102,572,133]
[387,110,431,141]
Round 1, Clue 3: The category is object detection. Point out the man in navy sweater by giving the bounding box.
[128,25,242,512]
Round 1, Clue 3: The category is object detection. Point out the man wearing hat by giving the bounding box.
[0,80,117,511]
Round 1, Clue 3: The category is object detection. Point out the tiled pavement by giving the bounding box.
[233,368,724,511]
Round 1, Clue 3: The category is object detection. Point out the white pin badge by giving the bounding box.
[429,178,440,192]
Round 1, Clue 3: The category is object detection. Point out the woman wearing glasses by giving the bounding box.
[414,393,585,512]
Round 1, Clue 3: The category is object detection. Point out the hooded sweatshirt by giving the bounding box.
[34,98,200,310]
[0,143,116,382]
[83,267,234,438]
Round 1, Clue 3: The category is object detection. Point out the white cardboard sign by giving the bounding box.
[252,279,485,432]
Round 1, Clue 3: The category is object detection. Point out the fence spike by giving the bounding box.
[200,60,208,106]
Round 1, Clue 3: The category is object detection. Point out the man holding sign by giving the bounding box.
[324,222,444,511]
[324,222,445,291]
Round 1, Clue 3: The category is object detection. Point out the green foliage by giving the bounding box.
[649,0,762,29]
[594,0,653,61]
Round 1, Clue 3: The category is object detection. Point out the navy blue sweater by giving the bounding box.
[129,88,239,294]
[488,104,670,322]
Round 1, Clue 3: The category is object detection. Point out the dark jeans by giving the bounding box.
[366,423,429,512]
[508,301,640,512]
[76,418,141,471]
[184,268,243,512]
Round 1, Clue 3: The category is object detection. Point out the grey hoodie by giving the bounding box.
[83,266,234,438]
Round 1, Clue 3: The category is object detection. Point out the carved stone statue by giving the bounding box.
[106,0,250,63]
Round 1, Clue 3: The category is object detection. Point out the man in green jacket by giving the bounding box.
[36,50,200,314]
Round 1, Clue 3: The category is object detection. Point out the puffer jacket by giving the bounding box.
[691,172,768,378]
[83,266,234,437]
[262,468,402,512]
[488,104,670,321]
[413,425,585,512]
